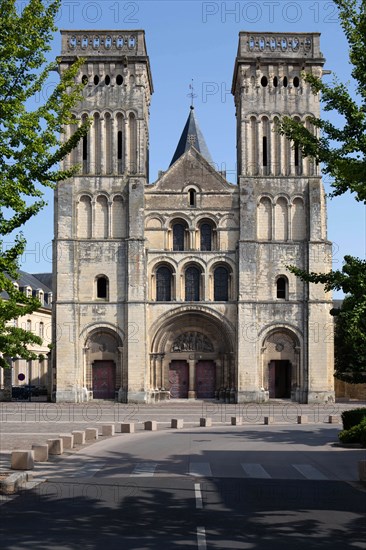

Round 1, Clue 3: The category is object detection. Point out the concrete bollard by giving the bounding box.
[264,416,274,425]
[72,431,86,445]
[85,428,98,441]
[11,450,34,470]
[297,415,308,424]
[328,415,340,424]
[102,424,115,436]
[32,444,49,462]
[231,417,242,426]
[171,419,184,429]
[59,434,74,450]
[121,423,135,434]
[144,421,157,431]
[200,417,212,427]
[47,439,63,455]
[358,461,366,481]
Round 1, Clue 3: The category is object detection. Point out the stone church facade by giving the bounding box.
[53,30,335,403]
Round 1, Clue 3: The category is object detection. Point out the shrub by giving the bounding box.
[341,408,366,430]
[338,418,366,444]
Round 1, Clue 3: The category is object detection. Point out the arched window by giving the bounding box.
[173,223,185,251]
[214,266,229,301]
[96,276,109,300]
[185,266,200,301]
[188,189,196,207]
[200,223,212,251]
[156,266,172,301]
[276,277,288,299]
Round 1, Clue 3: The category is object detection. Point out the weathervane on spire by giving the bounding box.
[187,79,197,109]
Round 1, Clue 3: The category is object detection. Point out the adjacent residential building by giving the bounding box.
[0,271,53,397]
[53,30,335,403]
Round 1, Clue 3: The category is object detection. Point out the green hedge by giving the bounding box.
[338,418,366,445]
[341,408,366,430]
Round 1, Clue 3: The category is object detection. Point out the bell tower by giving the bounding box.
[232,32,334,403]
[54,31,153,402]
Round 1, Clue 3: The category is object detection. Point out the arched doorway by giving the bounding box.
[261,329,301,400]
[150,308,235,400]
[84,329,123,399]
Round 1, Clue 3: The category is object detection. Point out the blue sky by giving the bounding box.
[15,0,365,290]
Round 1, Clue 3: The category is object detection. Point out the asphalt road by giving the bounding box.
[1,420,365,550]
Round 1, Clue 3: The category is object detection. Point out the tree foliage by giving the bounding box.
[288,257,366,382]
[282,0,366,382]
[0,0,89,368]
[281,0,366,202]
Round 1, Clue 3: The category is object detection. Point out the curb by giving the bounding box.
[0,471,32,495]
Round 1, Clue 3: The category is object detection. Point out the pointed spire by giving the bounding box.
[169,106,213,167]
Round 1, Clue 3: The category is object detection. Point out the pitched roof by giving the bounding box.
[169,106,213,167]
[1,271,53,309]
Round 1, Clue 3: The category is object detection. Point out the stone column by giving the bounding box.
[288,204,292,241]
[208,273,213,301]
[149,354,156,390]
[201,272,205,301]
[157,353,164,389]
[100,116,106,175]
[108,201,112,238]
[215,358,222,389]
[124,117,129,173]
[62,123,71,171]
[270,119,276,176]
[91,198,96,238]
[151,273,156,301]
[108,116,114,175]
[258,117,264,176]
[88,115,94,174]
[83,347,89,389]
[188,358,196,399]
[172,273,177,301]
[223,354,228,387]
[294,346,301,401]
[280,132,287,176]
[260,346,266,390]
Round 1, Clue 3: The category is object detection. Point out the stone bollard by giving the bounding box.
[59,434,74,450]
[171,419,184,429]
[121,423,135,434]
[72,431,86,445]
[11,450,34,470]
[102,424,115,436]
[200,417,212,427]
[48,439,63,455]
[32,444,49,462]
[358,461,366,481]
[144,421,157,431]
[231,417,242,426]
[85,428,98,441]
[328,415,340,424]
[264,416,274,425]
[297,415,308,424]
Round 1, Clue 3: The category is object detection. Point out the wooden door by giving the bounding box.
[92,361,116,399]
[196,360,216,398]
[169,361,188,398]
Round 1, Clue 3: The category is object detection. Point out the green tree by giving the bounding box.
[0,0,89,368]
[281,0,366,382]
[281,0,366,202]
[289,256,366,382]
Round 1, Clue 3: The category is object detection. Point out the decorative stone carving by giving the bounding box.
[171,332,214,352]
